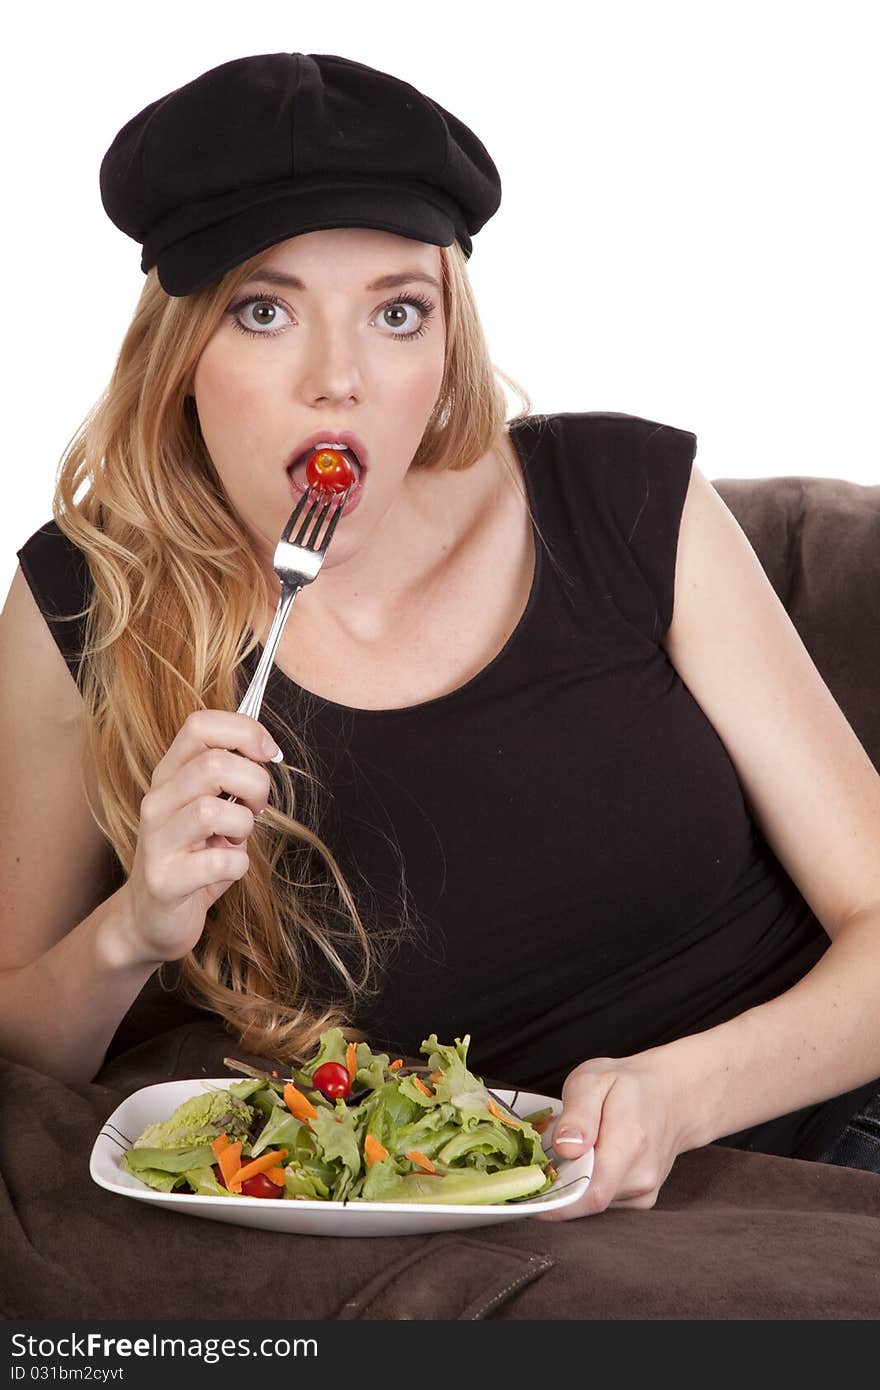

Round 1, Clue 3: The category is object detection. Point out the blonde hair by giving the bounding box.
[52,238,532,1063]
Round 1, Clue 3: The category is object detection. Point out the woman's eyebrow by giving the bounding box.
[243,268,441,292]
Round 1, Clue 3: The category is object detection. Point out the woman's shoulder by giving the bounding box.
[15,518,92,688]
[18,515,87,561]
[510,411,698,506]
[509,410,698,642]
[16,517,91,605]
[513,409,697,453]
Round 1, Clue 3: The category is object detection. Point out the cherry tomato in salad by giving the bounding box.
[212,1164,283,1198]
[305,448,357,494]
[239,1172,284,1199]
[311,1061,352,1099]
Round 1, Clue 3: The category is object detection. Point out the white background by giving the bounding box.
[2,0,877,600]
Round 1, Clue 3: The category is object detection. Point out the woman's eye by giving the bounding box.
[379,297,434,339]
[381,303,419,333]
[230,297,291,335]
[249,302,284,328]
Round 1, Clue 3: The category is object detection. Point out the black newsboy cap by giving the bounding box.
[99,52,502,296]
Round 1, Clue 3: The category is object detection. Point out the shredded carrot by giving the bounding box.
[271,1069,279,1078]
[265,1166,286,1187]
[364,1134,389,1166]
[405,1150,436,1173]
[430,1071,444,1081]
[413,1076,433,1097]
[488,1098,522,1129]
[533,1116,552,1134]
[284,1082,317,1122]
[346,1041,358,1081]
[389,1058,403,1071]
[230,1149,288,1190]
[213,1138,242,1189]
[210,1135,229,1156]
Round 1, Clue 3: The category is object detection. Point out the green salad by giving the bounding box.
[122,1031,557,1205]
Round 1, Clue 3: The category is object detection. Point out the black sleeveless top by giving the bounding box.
[17,411,877,1161]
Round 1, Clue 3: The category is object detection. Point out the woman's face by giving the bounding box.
[192,227,446,573]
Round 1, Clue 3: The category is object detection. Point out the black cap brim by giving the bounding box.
[152,185,467,296]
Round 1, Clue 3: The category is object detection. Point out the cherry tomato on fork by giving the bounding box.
[305,448,357,494]
[311,1061,352,1099]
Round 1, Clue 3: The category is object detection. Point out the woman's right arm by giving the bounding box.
[0,887,161,1083]
[0,565,279,1083]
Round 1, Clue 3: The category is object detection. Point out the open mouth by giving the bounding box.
[286,446,365,513]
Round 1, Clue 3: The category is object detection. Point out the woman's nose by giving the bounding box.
[298,326,364,401]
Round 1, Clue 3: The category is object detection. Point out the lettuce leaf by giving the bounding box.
[355,1164,550,1205]
[123,1144,215,1175]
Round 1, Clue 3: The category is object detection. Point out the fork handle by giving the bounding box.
[219,581,301,804]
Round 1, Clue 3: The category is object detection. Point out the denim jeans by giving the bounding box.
[815,1087,880,1174]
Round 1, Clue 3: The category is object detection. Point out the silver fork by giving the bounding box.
[220,484,351,804]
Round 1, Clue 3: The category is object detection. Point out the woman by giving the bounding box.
[2,52,879,1220]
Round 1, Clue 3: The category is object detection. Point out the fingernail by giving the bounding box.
[554,1129,585,1146]
[270,746,285,763]
[261,736,282,760]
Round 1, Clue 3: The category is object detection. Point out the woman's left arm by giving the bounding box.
[538,465,880,1220]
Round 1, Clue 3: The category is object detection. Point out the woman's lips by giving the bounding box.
[286,455,365,515]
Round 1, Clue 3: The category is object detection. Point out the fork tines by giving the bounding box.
[285,485,353,552]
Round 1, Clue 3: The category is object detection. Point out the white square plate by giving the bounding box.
[90,1078,593,1236]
